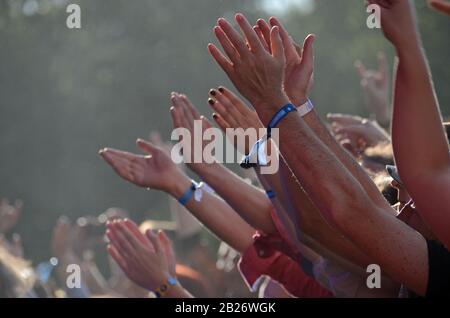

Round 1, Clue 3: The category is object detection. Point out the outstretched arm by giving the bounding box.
[99,139,254,252]
[169,93,276,235]
[374,0,450,248]
[208,86,372,269]
[208,12,429,295]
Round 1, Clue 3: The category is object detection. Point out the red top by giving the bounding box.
[238,231,333,298]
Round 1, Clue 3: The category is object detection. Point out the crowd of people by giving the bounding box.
[1,0,450,298]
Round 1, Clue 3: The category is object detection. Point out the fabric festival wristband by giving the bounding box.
[296,99,314,117]
[154,276,178,298]
[267,103,297,138]
[240,135,269,169]
[177,181,197,205]
[178,180,214,205]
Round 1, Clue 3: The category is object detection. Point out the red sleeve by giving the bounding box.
[238,233,333,298]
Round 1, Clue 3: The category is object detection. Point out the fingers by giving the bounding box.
[99,148,134,181]
[170,105,182,130]
[136,139,157,155]
[158,230,176,276]
[377,51,387,78]
[123,219,154,250]
[217,18,248,57]
[327,113,364,126]
[253,25,270,52]
[269,17,297,61]
[334,124,367,138]
[107,244,128,273]
[299,34,315,72]
[209,89,241,128]
[200,115,213,130]
[270,26,284,61]
[235,13,264,54]
[180,94,201,120]
[256,19,272,49]
[106,222,136,259]
[217,86,253,116]
[207,43,233,75]
[428,0,450,15]
[212,113,231,133]
[145,229,164,259]
[355,60,367,78]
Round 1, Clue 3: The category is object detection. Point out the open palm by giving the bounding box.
[99,139,181,192]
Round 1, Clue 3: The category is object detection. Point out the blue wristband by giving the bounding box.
[266,190,276,199]
[178,181,197,205]
[267,103,297,138]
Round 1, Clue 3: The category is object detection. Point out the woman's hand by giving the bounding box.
[208,86,263,154]
[169,92,217,173]
[106,219,176,292]
[208,13,289,115]
[99,139,183,194]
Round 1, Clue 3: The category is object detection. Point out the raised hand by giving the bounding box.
[99,139,183,193]
[328,113,390,155]
[169,92,216,170]
[428,0,450,16]
[0,198,23,233]
[254,17,315,106]
[208,13,289,116]
[367,0,420,51]
[208,86,263,154]
[106,219,176,292]
[355,53,390,127]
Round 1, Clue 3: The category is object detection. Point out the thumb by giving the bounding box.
[136,139,157,155]
[299,34,315,72]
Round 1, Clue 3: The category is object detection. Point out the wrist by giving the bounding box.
[395,41,423,60]
[153,274,180,298]
[253,94,291,127]
[290,94,308,107]
[167,174,192,198]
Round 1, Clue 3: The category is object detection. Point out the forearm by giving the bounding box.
[167,174,254,253]
[188,163,276,234]
[303,110,391,210]
[392,47,450,179]
[258,103,428,295]
[277,157,373,268]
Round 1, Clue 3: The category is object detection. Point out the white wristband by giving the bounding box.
[297,99,314,117]
[194,182,214,202]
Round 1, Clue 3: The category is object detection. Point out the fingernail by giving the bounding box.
[218,87,225,93]
[209,89,216,96]
[212,113,218,119]
[208,98,215,105]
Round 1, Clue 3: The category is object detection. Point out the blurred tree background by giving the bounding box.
[0,0,449,263]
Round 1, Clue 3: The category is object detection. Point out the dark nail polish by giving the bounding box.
[209,89,216,96]
[218,87,225,93]
[208,98,215,105]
